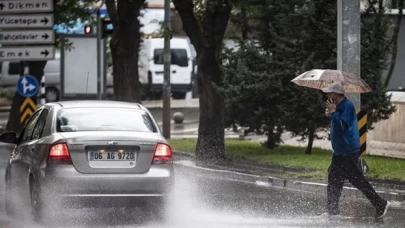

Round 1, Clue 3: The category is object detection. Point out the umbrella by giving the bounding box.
[291,69,372,93]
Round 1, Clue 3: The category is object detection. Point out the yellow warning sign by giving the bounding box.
[357,110,367,155]
[20,97,37,124]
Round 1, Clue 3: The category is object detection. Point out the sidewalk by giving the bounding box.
[173,151,405,209]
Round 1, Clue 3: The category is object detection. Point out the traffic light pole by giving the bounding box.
[96,9,102,100]
[162,0,171,139]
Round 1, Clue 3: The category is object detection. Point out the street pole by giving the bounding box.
[338,1,368,158]
[162,0,172,139]
[337,0,361,110]
[96,9,102,100]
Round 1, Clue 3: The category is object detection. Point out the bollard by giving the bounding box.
[172,112,184,124]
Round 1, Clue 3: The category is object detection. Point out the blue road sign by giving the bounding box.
[17,75,39,97]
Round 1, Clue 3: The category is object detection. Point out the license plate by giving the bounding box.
[89,151,135,161]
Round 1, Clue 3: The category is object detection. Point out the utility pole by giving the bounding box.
[96,8,102,100]
[162,0,172,139]
[337,0,361,110]
[338,1,368,159]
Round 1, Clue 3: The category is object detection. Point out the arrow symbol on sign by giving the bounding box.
[0,3,4,10]
[41,17,49,25]
[21,77,37,95]
[41,49,49,57]
[41,33,49,40]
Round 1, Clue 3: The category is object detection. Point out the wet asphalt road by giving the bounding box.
[0,147,404,227]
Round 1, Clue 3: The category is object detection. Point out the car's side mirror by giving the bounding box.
[0,132,18,144]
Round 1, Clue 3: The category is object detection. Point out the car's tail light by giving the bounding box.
[48,143,72,165]
[153,143,172,164]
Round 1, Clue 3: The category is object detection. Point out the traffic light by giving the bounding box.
[102,18,113,38]
[84,25,93,34]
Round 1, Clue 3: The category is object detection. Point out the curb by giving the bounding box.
[173,151,405,209]
[0,100,200,113]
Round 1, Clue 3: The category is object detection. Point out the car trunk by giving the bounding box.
[58,131,159,174]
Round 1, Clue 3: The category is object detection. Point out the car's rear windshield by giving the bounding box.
[56,108,158,133]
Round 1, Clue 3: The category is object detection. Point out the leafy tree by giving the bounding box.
[222,41,285,149]
[270,1,336,154]
[223,1,334,152]
[105,0,145,102]
[6,0,93,132]
[223,0,396,153]
[361,0,396,126]
[171,0,233,161]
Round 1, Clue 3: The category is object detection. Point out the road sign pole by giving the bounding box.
[0,0,55,130]
[162,0,171,139]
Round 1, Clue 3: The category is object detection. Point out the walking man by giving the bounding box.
[322,82,390,218]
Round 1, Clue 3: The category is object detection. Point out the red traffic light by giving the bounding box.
[84,25,93,34]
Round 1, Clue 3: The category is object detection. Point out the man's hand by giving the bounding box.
[326,98,336,115]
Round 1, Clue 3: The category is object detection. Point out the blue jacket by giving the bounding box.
[330,97,361,156]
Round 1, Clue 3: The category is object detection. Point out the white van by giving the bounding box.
[0,52,114,102]
[139,37,194,99]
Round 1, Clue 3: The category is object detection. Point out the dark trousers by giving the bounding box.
[327,154,387,215]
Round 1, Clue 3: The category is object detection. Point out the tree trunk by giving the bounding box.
[106,0,143,103]
[265,133,277,149]
[6,61,47,133]
[305,127,316,155]
[195,46,226,161]
[264,124,278,149]
[172,0,232,162]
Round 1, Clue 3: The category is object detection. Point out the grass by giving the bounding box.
[168,138,405,182]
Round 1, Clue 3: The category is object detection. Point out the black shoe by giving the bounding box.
[376,201,390,218]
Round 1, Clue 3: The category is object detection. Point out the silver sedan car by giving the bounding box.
[0,100,174,224]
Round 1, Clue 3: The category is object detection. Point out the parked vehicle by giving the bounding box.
[0,52,114,102]
[139,37,195,100]
[0,53,60,102]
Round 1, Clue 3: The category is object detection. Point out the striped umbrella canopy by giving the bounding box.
[291,69,372,93]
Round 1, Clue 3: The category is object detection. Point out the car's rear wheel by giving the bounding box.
[5,177,16,218]
[30,179,46,224]
[6,174,31,227]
